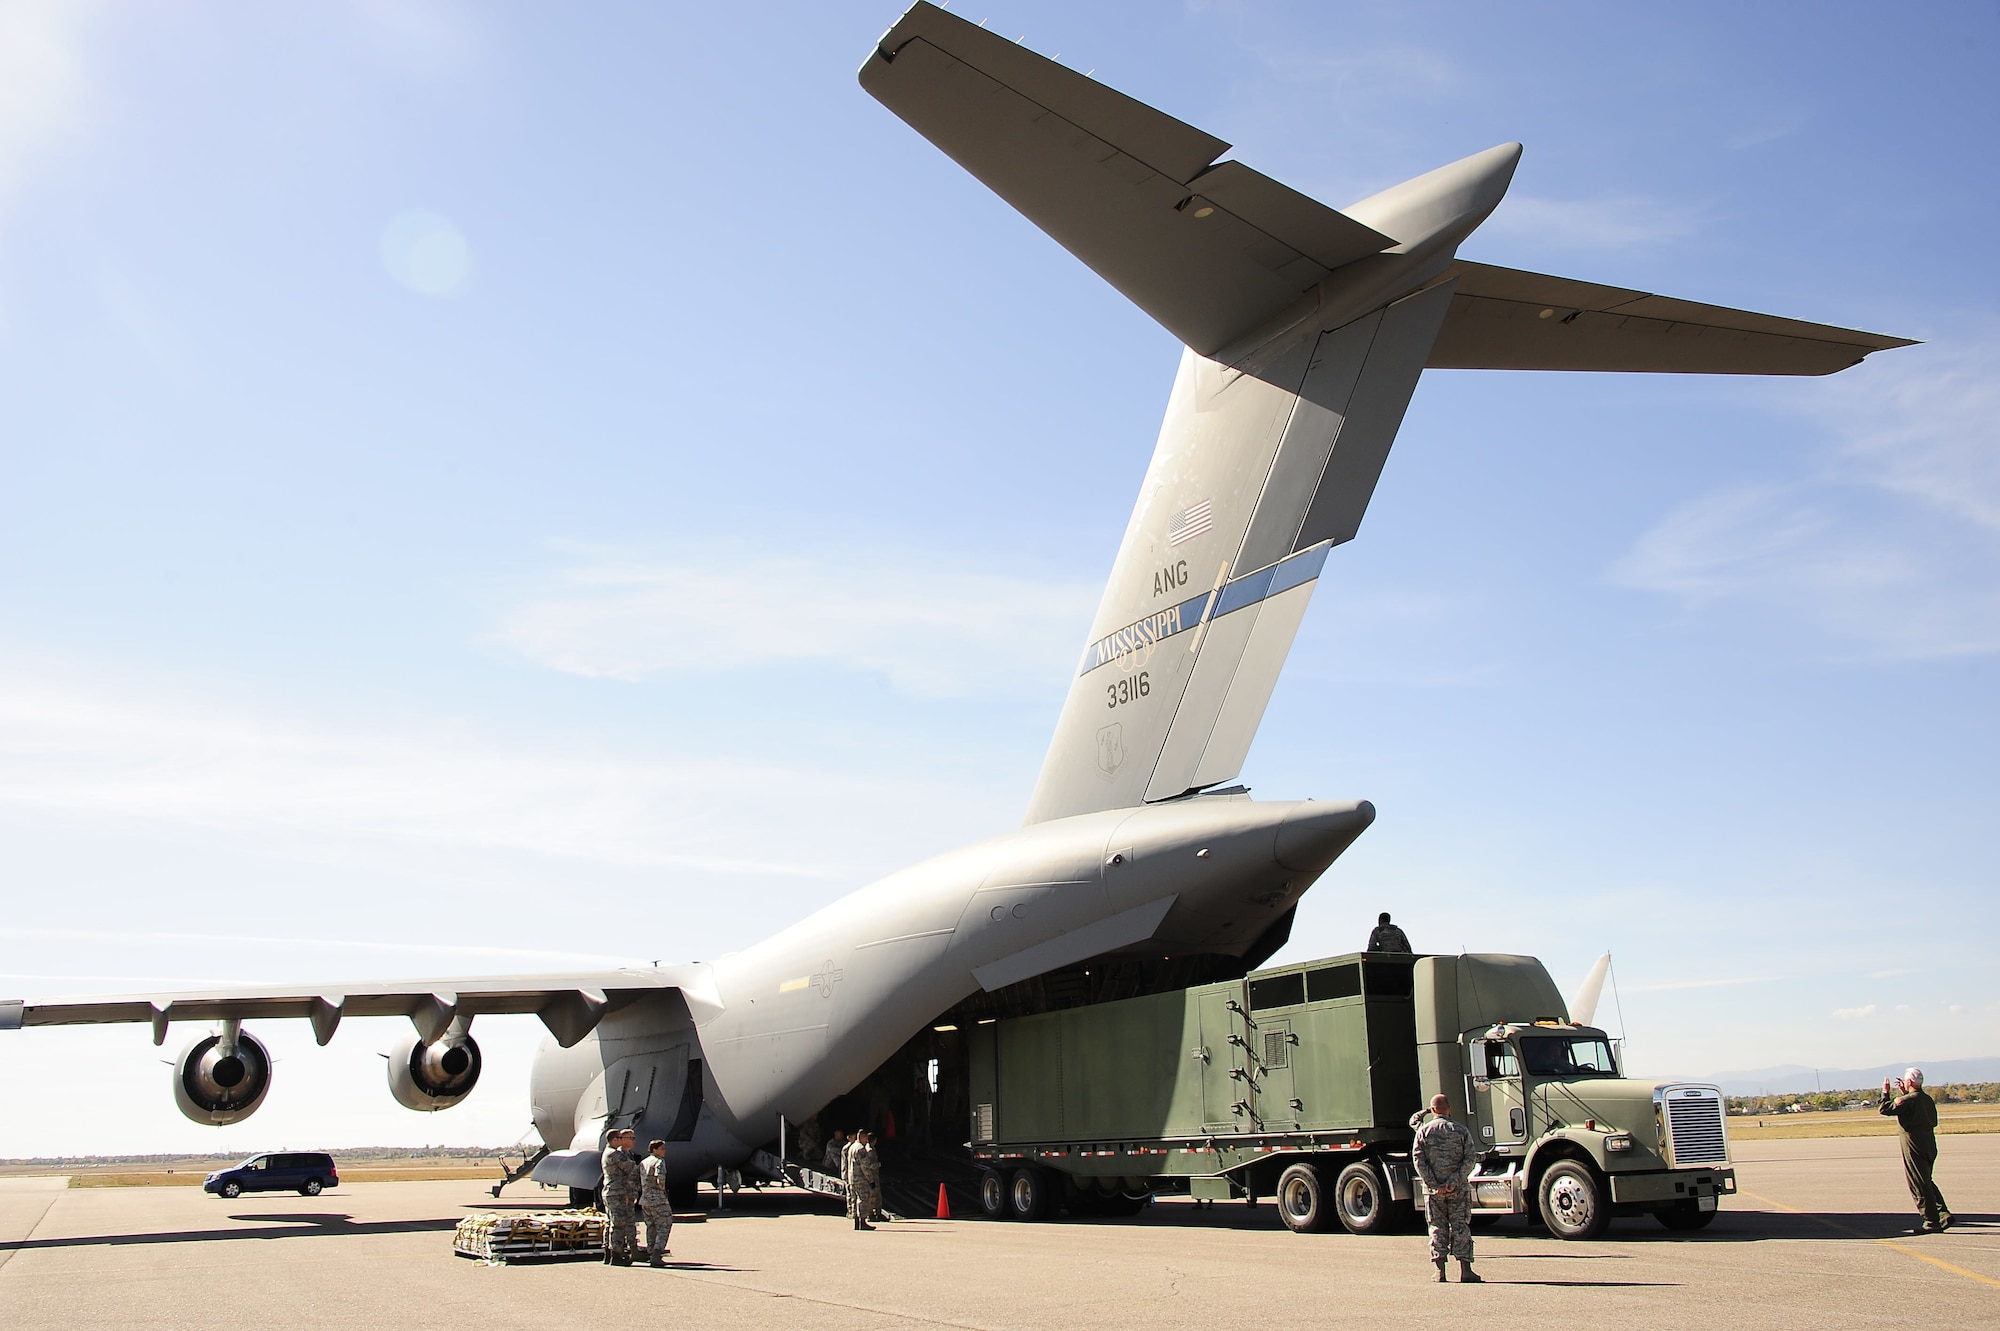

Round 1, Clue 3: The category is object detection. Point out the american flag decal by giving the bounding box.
[1168,498,1214,547]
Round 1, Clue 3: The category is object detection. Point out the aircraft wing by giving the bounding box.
[859,2,1397,358]
[0,965,716,1048]
[1428,260,1917,375]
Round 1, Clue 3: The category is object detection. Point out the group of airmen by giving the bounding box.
[598,1129,674,1267]
[819,1127,885,1230]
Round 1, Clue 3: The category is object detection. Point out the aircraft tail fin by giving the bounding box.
[1022,282,1454,823]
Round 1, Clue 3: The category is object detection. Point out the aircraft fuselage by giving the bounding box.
[528,794,1373,1186]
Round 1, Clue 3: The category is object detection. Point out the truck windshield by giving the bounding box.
[1519,1036,1618,1078]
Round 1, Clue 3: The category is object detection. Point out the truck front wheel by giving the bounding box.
[1276,1163,1333,1234]
[1008,1167,1056,1222]
[1333,1160,1396,1235]
[1538,1161,1609,1241]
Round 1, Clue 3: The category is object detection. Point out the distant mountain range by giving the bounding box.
[1693,1056,2000,1098]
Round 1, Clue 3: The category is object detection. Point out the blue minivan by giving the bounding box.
[204,1152,338,1198]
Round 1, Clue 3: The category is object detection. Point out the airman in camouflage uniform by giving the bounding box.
[821,1129,849,1176]
[1367,912,1412,953]
[1412,1095,1481,1283]
[600,1128,641,1265]
[640,1139,674,1266]
[842,1129,881,1231]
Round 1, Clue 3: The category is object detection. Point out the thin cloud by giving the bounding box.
[1622,975,1779,994]
[0,0,101,240]
[1833,1004,1879,1020]
[0,663,967,878]
[0,928,624,970]
[495,544,1097,698]
[1483,193,1707,251]
[1611,335,2000,659]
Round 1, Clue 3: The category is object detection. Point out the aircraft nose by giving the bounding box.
[1273,800,1376,872]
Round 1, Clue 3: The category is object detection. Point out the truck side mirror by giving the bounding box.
[1467,1040,1488,1078]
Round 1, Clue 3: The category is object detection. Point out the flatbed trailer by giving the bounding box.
[966,951,1734,1238]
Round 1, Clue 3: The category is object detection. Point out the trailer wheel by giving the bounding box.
[1539,1160,1609,1241]
[1333,1160,1395,1235]
[1275,1163,1333,1233]
[1008,1167,1055,1222]
[977,1170,1009,1220]
[1655,1199,1717,1232]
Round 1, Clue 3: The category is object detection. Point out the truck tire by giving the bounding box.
[1655,1199,1717,1231]
[1275,1163,1333,1234]
[1538,1160,1609,1241]
[1008,1167,1056,1222]
[977,1170,1009,1221]
[1333,1160,1395,1235]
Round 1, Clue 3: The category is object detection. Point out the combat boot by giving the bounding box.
[1433,1259,1447,1283]
[1459,1261,1483,1284]
[611,1253,633,1266]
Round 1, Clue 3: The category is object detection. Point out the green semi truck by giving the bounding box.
[965,951,1734,1239]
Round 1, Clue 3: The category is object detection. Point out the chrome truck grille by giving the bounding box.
[1661,1085,1729,1165]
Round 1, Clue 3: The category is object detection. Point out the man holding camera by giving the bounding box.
[1880,1068,1952,1232]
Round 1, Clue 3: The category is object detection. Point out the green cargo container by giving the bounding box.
[969,953,1421,1144]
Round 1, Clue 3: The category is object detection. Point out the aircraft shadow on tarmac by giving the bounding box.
[0,1213,459,1253]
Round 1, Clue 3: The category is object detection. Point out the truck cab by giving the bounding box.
[1421,961,1734,1239]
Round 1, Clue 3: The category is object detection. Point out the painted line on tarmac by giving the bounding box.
[1740,1189,1998,1290]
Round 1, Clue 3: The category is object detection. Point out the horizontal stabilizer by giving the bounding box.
[1429,261,1915,375]
[860,3,1395,357]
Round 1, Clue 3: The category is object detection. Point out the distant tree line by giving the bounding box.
[1726,1082,2000,1115]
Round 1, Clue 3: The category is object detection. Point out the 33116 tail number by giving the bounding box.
[1106,672,1150,708]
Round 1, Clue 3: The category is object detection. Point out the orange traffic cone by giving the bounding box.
[935,1183,951,1219]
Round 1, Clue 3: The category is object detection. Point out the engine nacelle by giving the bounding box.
[387,1028,482,1111]
[173,1027,273,1126]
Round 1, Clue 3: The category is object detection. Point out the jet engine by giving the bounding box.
[173,1024,273,1125]
[387,1025,482,1111]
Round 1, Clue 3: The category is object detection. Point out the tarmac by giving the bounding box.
[1,1135,1992,1329]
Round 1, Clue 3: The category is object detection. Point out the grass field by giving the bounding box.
[1728,1104,2000,1141]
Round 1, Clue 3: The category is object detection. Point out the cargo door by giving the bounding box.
[1196,987,1250,1132]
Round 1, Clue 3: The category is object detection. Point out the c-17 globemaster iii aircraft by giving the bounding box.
[1,4,1909,1194]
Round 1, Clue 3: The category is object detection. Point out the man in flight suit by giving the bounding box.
[1881,1068,1952,1232]
[640,1139,674,1266]
[1412,1094,1481,1283]
[600,1128,641,1265]
[1368,912,1412,953]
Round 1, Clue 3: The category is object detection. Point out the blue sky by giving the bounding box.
[1,0,1994,1156]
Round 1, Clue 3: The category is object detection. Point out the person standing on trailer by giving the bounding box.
[1367,912,1412,953]
[1412,1094,1481,1283]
